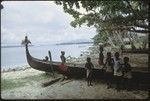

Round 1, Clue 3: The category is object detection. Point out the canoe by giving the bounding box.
[24,37,149,90]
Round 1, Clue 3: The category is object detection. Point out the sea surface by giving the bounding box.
[1,44,92,70]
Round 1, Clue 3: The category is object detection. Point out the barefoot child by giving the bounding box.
[85,57,94,86]
[104,52,114,89]
[113,52,123,91]
[122,57,132,90]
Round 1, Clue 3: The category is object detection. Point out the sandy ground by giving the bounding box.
[1,68,148,99]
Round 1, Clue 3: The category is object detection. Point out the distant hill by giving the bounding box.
[1,44,33,48]
[56,39,93,45]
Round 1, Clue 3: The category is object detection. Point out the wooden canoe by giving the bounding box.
[24,39,149,90]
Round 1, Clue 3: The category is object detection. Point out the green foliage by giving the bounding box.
[55,0,148,33]
[55,0,149,47]
[92,32,108,45]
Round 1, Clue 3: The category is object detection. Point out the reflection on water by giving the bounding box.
[1,44,92,69]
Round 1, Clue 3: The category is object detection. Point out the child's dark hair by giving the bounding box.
[45,56,48,59]
[114,52,119,57]
[87,57,91,62]
[124,57,129,62]
[107,52,111,57]
[61,51,65,55]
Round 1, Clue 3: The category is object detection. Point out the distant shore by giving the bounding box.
[1,65,31,73]
[1,44,33,48]
[56,42,93,45]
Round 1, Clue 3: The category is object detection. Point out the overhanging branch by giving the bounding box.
[134,23,149,29]
[100,27,148,34]
[129,29,149,33]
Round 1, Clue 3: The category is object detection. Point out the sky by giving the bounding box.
[1,1,96,45]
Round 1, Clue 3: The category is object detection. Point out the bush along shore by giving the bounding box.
[1,65,31,73]
[1,45,149,99]
[66,45,148,71]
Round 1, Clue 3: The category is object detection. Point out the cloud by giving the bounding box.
[1,1,96,45]
[1,27,25,44]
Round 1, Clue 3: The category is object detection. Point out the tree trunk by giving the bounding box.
[113,33,119,45]
[108,37,116,47]
[116,31,125,46]
[142,34,148,49]
[142,42,147,49]
[128,33,136,50]
[106,31,116,47]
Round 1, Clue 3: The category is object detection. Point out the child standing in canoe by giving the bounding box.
[85,57,94,86]
[59,51,68,79]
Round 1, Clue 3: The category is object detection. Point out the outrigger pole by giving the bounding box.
[48,51,55,77]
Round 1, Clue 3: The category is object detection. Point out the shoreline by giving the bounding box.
[2,45,148,73]
[1,65,31,73]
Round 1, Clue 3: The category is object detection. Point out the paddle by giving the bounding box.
[48,51,55,77]
[60,79,73,86]
[42,77,62,87]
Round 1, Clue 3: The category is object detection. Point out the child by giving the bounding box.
[104,52,114,89]
[85,57,94,86]
[59,51,68,79]
[98,45,104,66]
[99,52,104,65]
[43,56,48,62]
[113,52,123,91]
[60,51,66,64]
[122,57,132,91]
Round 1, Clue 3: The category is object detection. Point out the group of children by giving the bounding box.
[104,52,132,91]
[59,46,132,91]
[85,51,132,91]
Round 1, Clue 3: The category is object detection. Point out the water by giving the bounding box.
[1,44,92,70]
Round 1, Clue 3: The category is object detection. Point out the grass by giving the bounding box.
[1,72,61,90]
[22,73,50,81]
[1,79,25,90]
